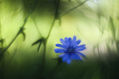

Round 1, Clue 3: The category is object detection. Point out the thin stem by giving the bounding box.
[0,0,39,55]
[46,0,60,40]
[1,17,28,54]
[39,41,46,73]
[40,0,61,77]
[31,18,42,38]
[39,16,56,79]
[60,0,88,17]
[0,1,38,79]
[0,22,1,39]
[0,19,3,47]
[46,19,56,40]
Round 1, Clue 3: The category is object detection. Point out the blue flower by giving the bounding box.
[54,36,86,64]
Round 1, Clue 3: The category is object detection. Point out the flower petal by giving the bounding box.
[59,54,65,58]
[63,37,70,47]
[56,44,66,48]
[60,38,68,48]
[64,37,68,41]
[67,37,72,46]
[68,37,72,40]
[71,54,82,60]
[78,52,86,57]
[62,54,69,62]
[54,49,64,53]
[76,40,81,44]
[76,44,86,51]
[73,36,76,41]
[60,38,65,44]
[66,58,71,64]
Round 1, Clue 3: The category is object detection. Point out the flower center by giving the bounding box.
[65,47,75,53]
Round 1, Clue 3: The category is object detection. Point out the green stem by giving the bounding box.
[0,0,39,55]
[31,18,43,38]
[1,17,28,54]
[0,1,38,79]
[61,0,88,17]
[46,0,60,40]
[40,0,61,77]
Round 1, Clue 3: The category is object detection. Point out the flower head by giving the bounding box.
[54,36,86,64]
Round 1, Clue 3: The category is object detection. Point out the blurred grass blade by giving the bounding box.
[61,0,88,17]
[37,43,42,52]
[32,38,43,46]
[32,38,44,52]
[109,17,116,39]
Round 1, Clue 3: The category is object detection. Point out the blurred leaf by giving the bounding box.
[21,31,26,41]
[32,38,44,52]
[0,39,4,44]
[22,0,39,14]
[37,43,42,52]
[19,26,26,41]
[32,38,43,46]
[61,0,88,17]
[109,17,116,39]
[0,39,4,46]
[59,18,62,26]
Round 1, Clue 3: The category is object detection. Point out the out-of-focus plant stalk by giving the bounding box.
[0,21,3,47]
[1,18,27,53]
[40,0,61,75]
[61,0,88,17]
[110,17,119,52]
[0,0,39,78]
[0,0,39,60]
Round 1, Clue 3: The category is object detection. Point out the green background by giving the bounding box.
[0,0,119,79]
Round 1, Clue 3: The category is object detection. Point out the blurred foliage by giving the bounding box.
[0,0,119,79]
